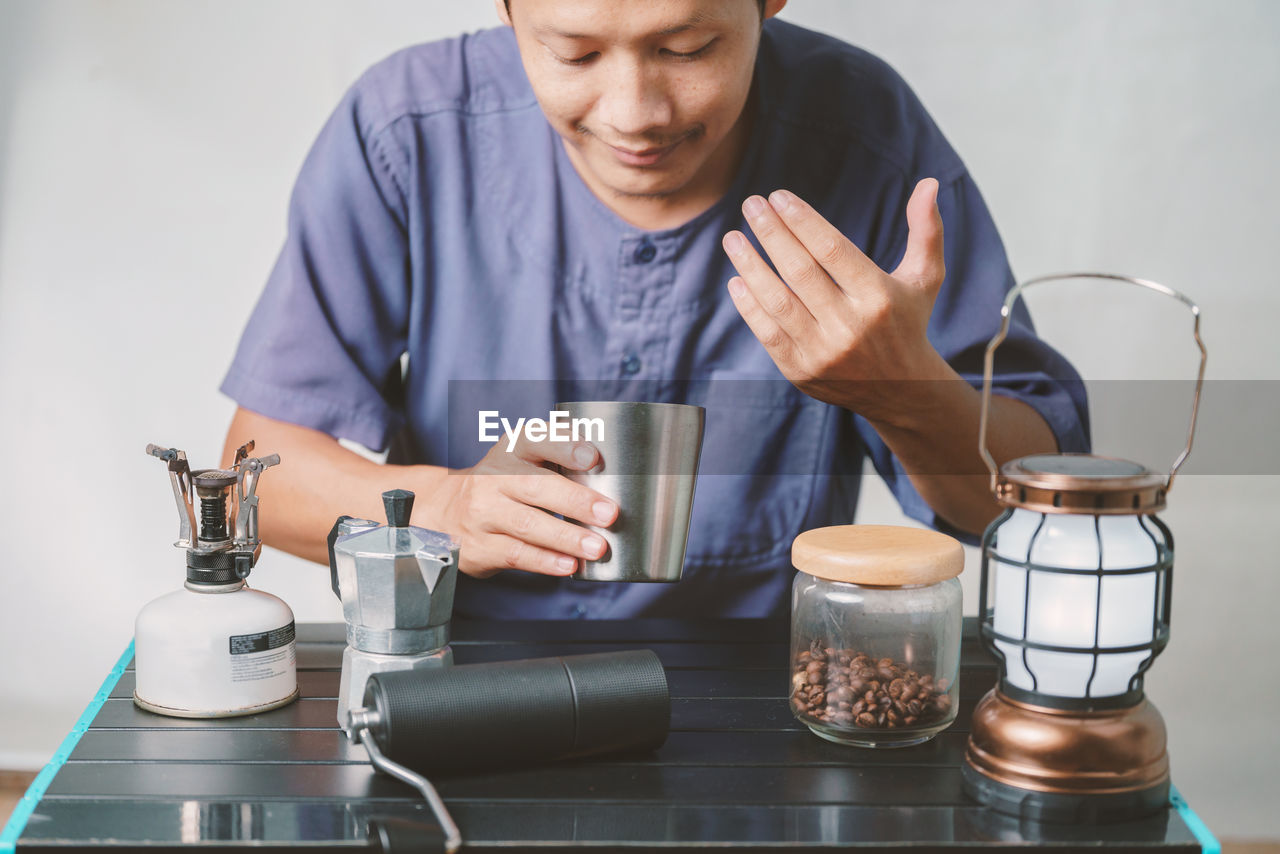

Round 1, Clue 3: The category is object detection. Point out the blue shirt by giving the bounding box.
[222,20,1088,619]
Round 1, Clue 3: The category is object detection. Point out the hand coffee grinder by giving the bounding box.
[328,489,459,735]
[134,441,298,718]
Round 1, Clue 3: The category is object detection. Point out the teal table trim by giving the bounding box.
[0,641,135,854]
[1171,785,1221,854]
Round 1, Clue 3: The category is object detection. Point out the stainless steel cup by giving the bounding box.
[556,401,705,582]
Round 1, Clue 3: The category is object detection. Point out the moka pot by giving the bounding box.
[329,489,459,735]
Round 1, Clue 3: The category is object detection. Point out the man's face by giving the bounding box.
[500,0,778,204]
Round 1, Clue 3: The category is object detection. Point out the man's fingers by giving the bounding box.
[490,495,610,565]
[722,230,815,338]
[511,433,600,471]
[740,195,842,313]
[766,189,879,292]
[484,532,581,577]
[726,276,800,366]
[891,178,945,293]
[501,471,618,528]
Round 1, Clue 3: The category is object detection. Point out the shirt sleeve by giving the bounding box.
[220,79,412,452]
[854,171,1091,542]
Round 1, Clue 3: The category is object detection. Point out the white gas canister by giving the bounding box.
[137,442,297,718]
[134,580,298,717]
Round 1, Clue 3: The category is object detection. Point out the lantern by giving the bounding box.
[963,274,1206,823]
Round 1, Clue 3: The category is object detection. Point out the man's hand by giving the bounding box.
[719,179,1061,535]
[436,437,619,579]
[721,179,953,426]
[222,407,617,577]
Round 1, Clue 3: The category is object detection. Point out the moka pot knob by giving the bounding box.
[383,490,415,528]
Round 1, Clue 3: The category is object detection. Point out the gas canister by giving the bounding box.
[134,441,297,718]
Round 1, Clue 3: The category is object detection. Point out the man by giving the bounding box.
[221,0,1087,618]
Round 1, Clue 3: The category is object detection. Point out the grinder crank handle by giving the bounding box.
[353,716,461,854]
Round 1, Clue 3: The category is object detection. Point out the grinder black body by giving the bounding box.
[360,649,670,774]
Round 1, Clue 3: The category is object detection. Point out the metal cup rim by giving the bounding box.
[554,400,705,413]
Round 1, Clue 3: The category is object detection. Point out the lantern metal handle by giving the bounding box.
[978,272,1207,495]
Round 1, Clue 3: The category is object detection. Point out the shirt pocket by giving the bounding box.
[682,369,830,566]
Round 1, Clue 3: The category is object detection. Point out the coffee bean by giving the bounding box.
[791,640,957,736]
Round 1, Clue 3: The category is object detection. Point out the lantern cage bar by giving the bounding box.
[977,509,1174,712]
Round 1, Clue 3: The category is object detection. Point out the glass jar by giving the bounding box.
[790,525,964,748]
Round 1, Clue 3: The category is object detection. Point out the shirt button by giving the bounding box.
[570,603,588,618]
[633,241,657,264]
[621,353,642,375]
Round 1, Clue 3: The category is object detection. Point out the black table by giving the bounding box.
[7,619,1214,851]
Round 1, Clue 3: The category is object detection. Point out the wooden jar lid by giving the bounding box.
[791,525,964,587]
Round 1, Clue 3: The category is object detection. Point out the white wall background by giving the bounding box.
[1,0,1276,839]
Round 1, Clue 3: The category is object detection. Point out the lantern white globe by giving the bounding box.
[990,509,1165,699]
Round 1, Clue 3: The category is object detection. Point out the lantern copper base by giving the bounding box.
[962,688,1169,823]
